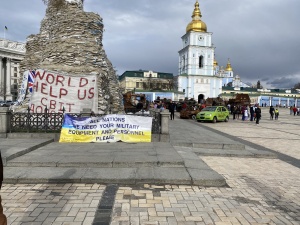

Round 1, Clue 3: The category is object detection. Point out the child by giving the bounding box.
[275,108,279,120]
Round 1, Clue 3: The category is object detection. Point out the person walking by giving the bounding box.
[136,100,144,111]
[169,100,176,120]
[255,105,262,124]
[250,105,255,121]
[275,108,279,120]
[293,106,297,116]
[156,101,162,109]
[269,105,275,120]
[243,106,249,121]
[241,105,246,121]
[232,105,236,120]
[230,104,234,115]
[235,106,240,119]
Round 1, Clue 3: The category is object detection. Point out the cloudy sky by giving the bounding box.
[1,0,300,88]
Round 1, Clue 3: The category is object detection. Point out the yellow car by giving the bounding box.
[196,106,229,123]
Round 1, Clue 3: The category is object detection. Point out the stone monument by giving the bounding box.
[17,0,123,114]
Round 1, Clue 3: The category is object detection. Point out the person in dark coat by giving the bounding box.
[136,101,143,111]
[0,152,7,224]
[232,105,236,120]
[255,105,262,124]
[250,105,255,121]
[168,101,176,120]
[269,105,275,120]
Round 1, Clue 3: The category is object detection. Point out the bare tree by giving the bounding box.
[292,82,300,90]
[166,79,174,90]
[142,77,174,91]
[172,76,178,90]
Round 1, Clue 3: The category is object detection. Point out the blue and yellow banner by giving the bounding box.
[59,114,152,143]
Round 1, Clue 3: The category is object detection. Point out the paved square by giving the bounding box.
[1,184,105,225]
[109,157,300,225]
[1,108,299,224]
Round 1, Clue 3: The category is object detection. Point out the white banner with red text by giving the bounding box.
[29,69,98,113]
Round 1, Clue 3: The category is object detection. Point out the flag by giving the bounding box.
[28,70,36,93]
[5,26,8,30]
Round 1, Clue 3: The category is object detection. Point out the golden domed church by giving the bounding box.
[178,1,225,103]
[214,58,235,87]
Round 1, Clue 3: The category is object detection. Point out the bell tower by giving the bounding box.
[178,0,222,100]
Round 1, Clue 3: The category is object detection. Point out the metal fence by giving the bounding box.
[9,108,161,134]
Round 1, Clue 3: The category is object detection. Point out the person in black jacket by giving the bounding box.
[169,101,176,120]
[269,105,275,120]
[0,152,7,224]
[255,105,262,124]
[136,101,144,111]
[250,105,255,121]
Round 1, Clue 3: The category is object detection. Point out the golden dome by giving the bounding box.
[225,58,233,71]
[214,58,218,67]
[186,1,207,33]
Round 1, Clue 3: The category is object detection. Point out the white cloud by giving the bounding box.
[1,0,300,88]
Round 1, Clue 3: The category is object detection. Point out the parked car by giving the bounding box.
[196,106,229,123]
[0,100,14,107]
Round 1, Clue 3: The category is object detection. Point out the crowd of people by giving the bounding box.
[228,104,263,124]
[138,98,300,123]
[289,106,300,116]
[228,103,299,124]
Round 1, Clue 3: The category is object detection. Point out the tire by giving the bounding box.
[224,116,229,122]
[212,117,217,123]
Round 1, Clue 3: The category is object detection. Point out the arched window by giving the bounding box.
[199,55,204,68]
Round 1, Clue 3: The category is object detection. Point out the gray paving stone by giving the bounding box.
[82,168,136,184]
[184,159,211,170]
[4,167,86,183]
[152,167,191,185]
[187,168,226,186]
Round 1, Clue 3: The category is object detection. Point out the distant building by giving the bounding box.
[221,86,300,107]
[118,70,184,102]
[119,70,174,93]
[214,58,234,87]
[232,75,250,90]
[0,38,25,101]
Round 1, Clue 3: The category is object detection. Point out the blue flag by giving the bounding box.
[5,26,8,30]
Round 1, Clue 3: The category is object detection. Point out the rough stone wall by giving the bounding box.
[18,0,123,114]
